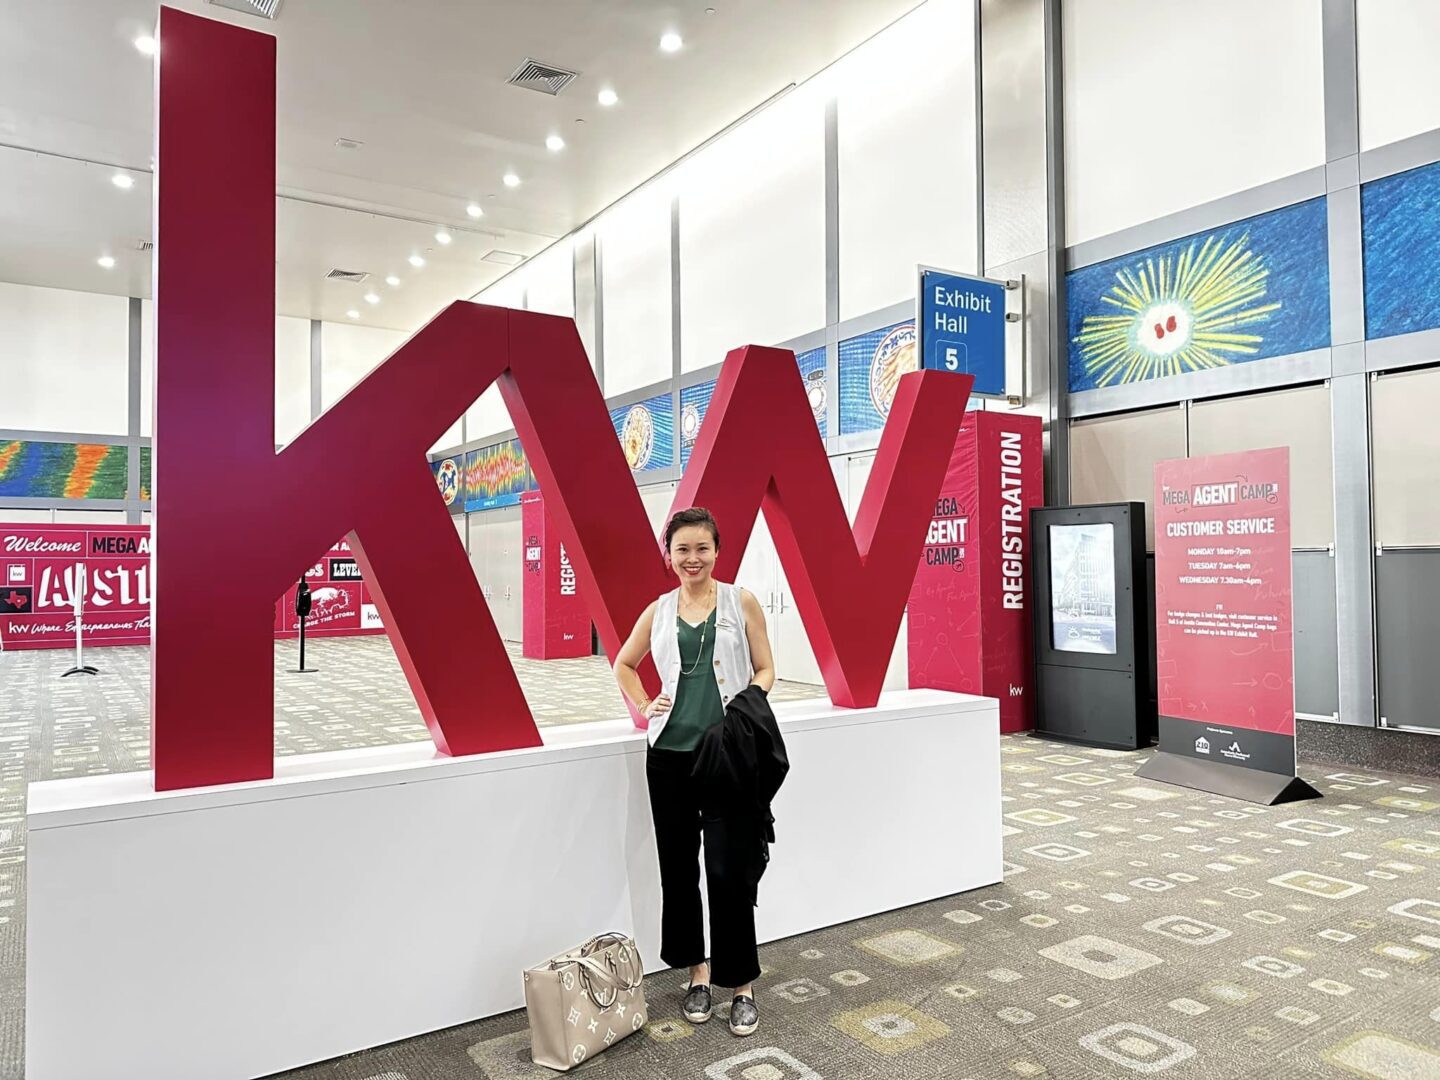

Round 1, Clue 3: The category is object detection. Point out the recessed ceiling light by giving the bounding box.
[597,87,618,107]
[503,172,521,188]
[347,310,360,319]
[364,292,380,304]
[385,275,400,287]
[111,174,135,190]
[545,134,565,152]
[660,32,683,52]
[435,231,452,245]
[408,254,426,268]
[134,35,158,56]
[466,203,484,218]
[97,255,116,269]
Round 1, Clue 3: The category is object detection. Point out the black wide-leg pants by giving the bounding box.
[645,746,761,989]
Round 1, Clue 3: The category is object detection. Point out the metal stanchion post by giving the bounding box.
[61,562,99,677]
[289,577,318,673]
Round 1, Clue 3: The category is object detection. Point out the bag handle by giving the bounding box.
[575,954,639,1010]
[554,935,643,1010]
[593,936,643,991]
[578,932,627,957]
[585,944,643,990]
[547,932,631,970]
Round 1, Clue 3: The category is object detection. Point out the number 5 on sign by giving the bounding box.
[945,347,959,371]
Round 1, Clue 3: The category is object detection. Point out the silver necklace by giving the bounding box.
[679,619,708,676]
[678,585,715,676]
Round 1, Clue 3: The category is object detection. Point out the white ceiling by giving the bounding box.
[0,0,924,330]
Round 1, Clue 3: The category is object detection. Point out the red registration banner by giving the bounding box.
[0,524,383,650]
[1153,447,1295,774]
[521,491,590,659]
[906,412,1043,733]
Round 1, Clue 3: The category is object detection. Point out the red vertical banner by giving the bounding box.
[1152,447,1298,778]
[522,492,590,659]
[907,412,1043,731]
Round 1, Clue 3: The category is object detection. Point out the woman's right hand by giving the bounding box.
[643,694,672,719]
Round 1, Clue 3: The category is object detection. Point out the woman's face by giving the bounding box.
[669,525,718,583]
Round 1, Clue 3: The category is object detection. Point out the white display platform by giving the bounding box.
[26,689,1001,1080]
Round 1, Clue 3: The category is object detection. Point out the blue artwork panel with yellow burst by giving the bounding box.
[1067,198,1331,392]
[840,322,917,435]
[609,392,675,474]
[1362,160,1440,340]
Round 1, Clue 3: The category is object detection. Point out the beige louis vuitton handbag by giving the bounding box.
[524,932,647,1071]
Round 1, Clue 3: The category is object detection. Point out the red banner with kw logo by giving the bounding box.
[0,524,382,650]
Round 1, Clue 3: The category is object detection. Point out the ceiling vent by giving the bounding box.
[325,268,370,284]
[482,250,527,267]
[133,239,155,253]
[208,0,284,18]
[506,59,580,96]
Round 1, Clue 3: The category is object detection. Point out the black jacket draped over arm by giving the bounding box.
[690,685,790,905]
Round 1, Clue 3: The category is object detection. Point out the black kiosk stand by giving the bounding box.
[1030,502,1155,750]
[288,578,318,674]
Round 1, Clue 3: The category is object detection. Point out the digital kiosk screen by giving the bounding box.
[1048,522,1117,655]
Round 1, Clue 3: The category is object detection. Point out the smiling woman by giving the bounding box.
[611,504,779,1036]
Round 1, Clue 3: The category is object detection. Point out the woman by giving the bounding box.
[613,506,777,1038]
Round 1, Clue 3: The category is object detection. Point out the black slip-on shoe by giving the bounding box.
[683,983,713,1023]
[728,994,758,1037]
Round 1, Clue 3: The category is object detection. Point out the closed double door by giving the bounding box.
[468,508,524,643]
[736,512,824,686]
[733,453,908,691]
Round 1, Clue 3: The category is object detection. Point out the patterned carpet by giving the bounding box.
[3,641,1440,1079]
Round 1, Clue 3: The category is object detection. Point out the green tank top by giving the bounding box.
[653,609,724,752]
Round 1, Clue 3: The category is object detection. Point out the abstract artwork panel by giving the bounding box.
[1362,159,1440,340]
[679,379,716,472]
[608,391,675,474]
[0,440,128,499]
[430,454,464,510]
[1067,198,1331,391]
[839,321,917,435]
[463,440,534,512]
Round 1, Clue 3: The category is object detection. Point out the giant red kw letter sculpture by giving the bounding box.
[151,6,973,790]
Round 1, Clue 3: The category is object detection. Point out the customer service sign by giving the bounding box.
[1152,448,1296,775]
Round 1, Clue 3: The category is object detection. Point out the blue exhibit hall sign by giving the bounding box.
[917,266,1008,396]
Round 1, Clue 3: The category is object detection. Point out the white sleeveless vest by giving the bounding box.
[647,580,753,747]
